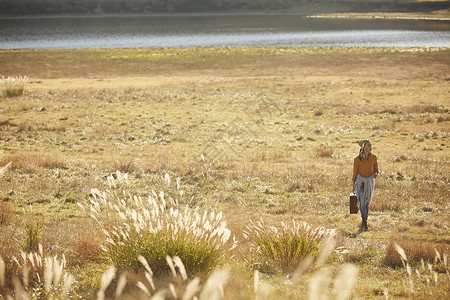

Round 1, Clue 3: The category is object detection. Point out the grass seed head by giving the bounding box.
[97,265,116,300]
[182,277,201,300]
[308,268,331,300]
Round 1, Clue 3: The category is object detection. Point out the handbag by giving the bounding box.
[349,192,358,214]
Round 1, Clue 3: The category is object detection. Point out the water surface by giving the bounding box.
[0,14,449,49]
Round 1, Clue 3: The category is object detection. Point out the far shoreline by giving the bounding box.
[0,8,449,21]
[308,11,450,21]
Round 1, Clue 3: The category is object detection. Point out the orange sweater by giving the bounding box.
[353,154,379,182]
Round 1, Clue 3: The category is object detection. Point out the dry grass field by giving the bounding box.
[0,47,449,299]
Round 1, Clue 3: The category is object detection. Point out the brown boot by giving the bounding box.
[363,215,368,231]
[360,216,365,231]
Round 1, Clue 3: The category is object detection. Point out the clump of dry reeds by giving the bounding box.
[0,245,74,299]
[0,202,12,225]
[248,237,359,300]
[389,244,449,297]
[384,238,448,268]
[73,230,105,264]
[314,145,335,158]
[79,171,237,276]
[94,255,231,300]
[244,219,336,274]
[0,154,12,225]
[0,151,11,178]
[1,152,67,172]
[1,75,28,97]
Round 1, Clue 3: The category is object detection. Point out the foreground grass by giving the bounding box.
[0,47,449,298]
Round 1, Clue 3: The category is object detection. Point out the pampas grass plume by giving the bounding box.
[199,268,230,300]
[137,281,151,297]
[12,277,28,300]
[253,270,260,294]
[0,162,12,178]
[173,256,188,280]
[97,265,115,300]
[316,238,336,267]
[254,269,272,300]
[334,264,358,300]
[395,243,407,265]
[138,255,153,276]
[293,256,314,283]
[62,273,74,299]
[166,256,177,278]
[150,289,167,300]
[182,277,201,300]
[115,272,127,298]
[169,283,177,298]
[0,255,5,287]
[308,268,331,300]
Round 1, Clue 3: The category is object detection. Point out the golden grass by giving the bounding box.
[1,75,28,98]
[73,230,105,265]
[0,47,448,298]
[0,202,12,225]
[384,237,449,268]
[1,152,67,172]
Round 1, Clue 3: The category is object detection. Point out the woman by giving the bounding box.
[352,140,379,231]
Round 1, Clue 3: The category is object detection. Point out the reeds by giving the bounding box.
[0,156,13,224]
[92,255,231,300]
[0,245,74,299]
[1,75,28,97]
[244,219,336,274]
[391,244,449,297]
[0,151,11,178]
[2,152,67,172]
[80,172,237,276]
[19,223,42,252]
[384,238,448,268]
[0,202,12,225]
[73,230,104,264]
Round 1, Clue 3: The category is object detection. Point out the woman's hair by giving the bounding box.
[359,139,371,161]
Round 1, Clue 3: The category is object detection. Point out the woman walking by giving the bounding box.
[352,140,379,231]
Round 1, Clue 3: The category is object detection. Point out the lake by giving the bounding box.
[0,13,449,49]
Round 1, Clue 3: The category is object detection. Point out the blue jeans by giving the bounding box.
[359,184,369,216]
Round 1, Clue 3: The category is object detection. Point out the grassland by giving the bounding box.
[0,47,449,299]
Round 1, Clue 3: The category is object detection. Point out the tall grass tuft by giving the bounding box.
[0,163,11,178]
[0,202,12,225]
[73,230,105,264]
[390,244,449,298]
[96,255,231,300]
[80,171,237,277]
[244,219,336,274]
[384,238,448,268]
[314,145,335,158]
[4,152,67,172]
[1,75,28,97]
[19,223,42,253]
[0,150,11,177]
[0,246,74,299]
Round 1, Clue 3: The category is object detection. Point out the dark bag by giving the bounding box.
[350,193,358,214]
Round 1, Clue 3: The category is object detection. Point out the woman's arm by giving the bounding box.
[373,156,379,178]
[352,158,358,191]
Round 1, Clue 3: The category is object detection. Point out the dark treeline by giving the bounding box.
[0,0,447,15]
[4,0,290,14]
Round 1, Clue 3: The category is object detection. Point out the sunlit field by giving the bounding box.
[0,47,449,299]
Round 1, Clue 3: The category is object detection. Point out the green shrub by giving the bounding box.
[82,172,236,277]
[244,219,336,274]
